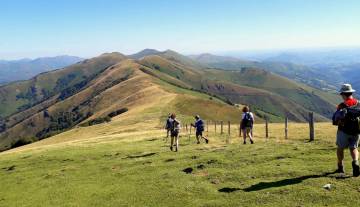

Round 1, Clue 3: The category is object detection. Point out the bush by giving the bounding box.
[11,138,33,149]
[108,108,128,118]
[80,116,111,127]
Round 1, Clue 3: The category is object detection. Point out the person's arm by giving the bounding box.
[251,112,255,122]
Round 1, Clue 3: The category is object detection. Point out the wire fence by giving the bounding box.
[181,112,316,143]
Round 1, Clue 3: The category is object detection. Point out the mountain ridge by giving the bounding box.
[0,49,340,151]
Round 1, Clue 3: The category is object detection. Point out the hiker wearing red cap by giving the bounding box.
[332,84,360,177]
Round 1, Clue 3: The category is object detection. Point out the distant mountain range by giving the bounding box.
[219,47,360,91]
[0,56,84,85]
[0,49,340,151]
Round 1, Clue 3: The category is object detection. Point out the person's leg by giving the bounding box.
[248,128,254,144]
[350,148,360,177]
[202,134,209,144]
[337,147,345,166]
[196,132,200,144]
[170,135,174,151]
[336,130,347,173]
[242,129,247,144]
[349,135,360,176]
[350,148,359,160]
[175,135,179,152]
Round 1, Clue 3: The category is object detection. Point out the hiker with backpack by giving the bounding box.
[191,115,209,144]
[332,84,360,177]
[241,106,254,144]
[165,114,172,139]
[169,113,181,152]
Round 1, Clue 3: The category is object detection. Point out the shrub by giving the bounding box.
[108,108,128,118]
[80,116,111,127]
[11,138,33,149]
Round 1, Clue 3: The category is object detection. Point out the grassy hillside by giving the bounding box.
[0,58,246,151]
[0,52,126,117]
[205,68,338,117]
[190,53,339,91]
[139,53,335,121]
[0,110,358,206]
[0,50,340,151]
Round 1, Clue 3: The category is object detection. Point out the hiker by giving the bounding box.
[169,113,181,152]
[165,114,172,139]
[332,84,360,177]
[241,106,254,144]
[191,115,209,144]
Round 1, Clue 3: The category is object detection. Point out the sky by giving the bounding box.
[0,0,360,59]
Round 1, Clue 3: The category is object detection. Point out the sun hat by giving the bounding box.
[339,83,356,94]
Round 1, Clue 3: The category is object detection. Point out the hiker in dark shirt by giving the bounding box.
[333,84,360,177]
[169,113,181,152]
[191,115,209,144]
[241,106,254,144]
[165,114,172,140]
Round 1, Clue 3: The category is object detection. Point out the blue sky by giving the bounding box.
[0,0,359,59]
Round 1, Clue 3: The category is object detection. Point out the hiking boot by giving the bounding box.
[243,141,246,145]
[197,141,200,144]
[170,146,173,151]
[335,164,345,174]
[175,147,178,152]
[250,140,254,144]
[205,139,209,144]
[352,161,360,177]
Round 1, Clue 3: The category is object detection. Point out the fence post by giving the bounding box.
[285,117,288,139]
[221,121,223,134]
[265,118,269,139]
[309,112,314,141]
[228,121,231,135]
[239,121,242,137]
[215,121,217,133]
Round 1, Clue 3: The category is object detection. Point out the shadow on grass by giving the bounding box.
[125,153,157,159]
[242,171,338,192]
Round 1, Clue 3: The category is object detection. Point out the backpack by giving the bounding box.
[343,103,360,135]
[242,112,253,128]
[171,119,180,132]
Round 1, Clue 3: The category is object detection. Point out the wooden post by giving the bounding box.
[265,118,269,139]
[215,121,217,133]
[221,121,223,134]
[227,121,231,144]
[309,112,314,141]
[228,121,231,135]
[239,121,242,137]
[285,117,288,139]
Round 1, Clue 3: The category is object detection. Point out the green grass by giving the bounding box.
[0,123,359,207]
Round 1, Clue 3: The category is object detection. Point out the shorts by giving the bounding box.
[336,130,360,149]
[171,130,179,137]
[242,127,252,134]
[196,131,203,137]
